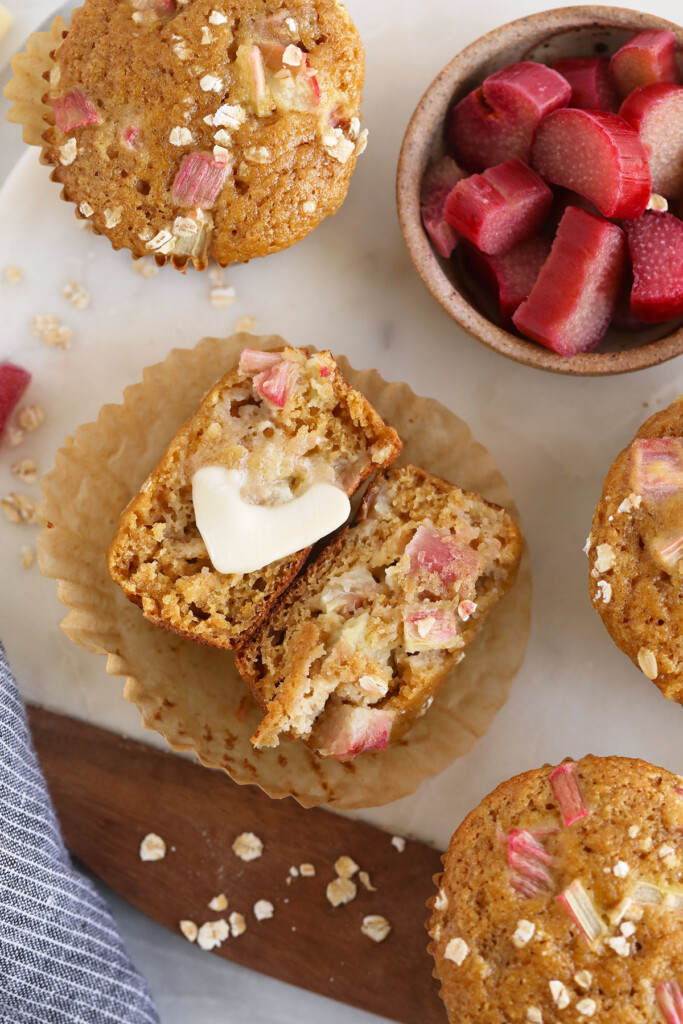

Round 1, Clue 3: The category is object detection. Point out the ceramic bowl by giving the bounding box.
[397,5,683,376]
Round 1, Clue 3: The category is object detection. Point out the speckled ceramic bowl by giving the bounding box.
[397,5,683,376]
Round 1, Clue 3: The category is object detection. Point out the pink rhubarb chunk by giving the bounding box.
[238,349,283,374]
[657,981,683,1024]
[171,152,229,209]
[531,108,651,219]
[420,156,466,259]
[553,57,618,112]
[549,762,590,827]
[506,830,554,897]
[403,606,458,651]
[625,212,683,323]
[254,359,299,407]
[449,62,571,172]
[513,207,626,357]
[444,158,552,256]
[630,438,683,500]
[0,363,31,439]
[405,523,481,586]
[610,30,681,100]
[557,879,606,944]
[463,234,551,325]
[620,83,683,198]
[50,89,101,133]
[314,706,394,760]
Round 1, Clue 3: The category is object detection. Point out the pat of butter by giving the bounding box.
[192,467,350,574]
[0,4,12,42]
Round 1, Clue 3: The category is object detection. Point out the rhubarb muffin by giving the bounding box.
[107,346,401,649]
[429,754,683,1024]
[35,0,366,269]
[236,464,521,758]
[588,397,683,704]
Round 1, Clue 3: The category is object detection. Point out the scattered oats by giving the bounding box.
[391,836,406,853]
[576,998,597,1017]
[597,579,612,604]
[17,406,44,432]
[321,126,355,164]
[213,102,247,129]
[444,937,469,965]
[458,599,477,621]
[59,139,78,166]
[647,193,669,212]
[210,285,236,308]
[4,266,21,284]
[229,911,247,937]
[208,893,228,912]
[526,1007,542,1023]
[574,970,592,990]
[355,129,369,156]
[659,842,675,858]
[201,25,213,44]
[232,831,263,861]
[618,492,642,514]
[638,647,658,680]
[213,144,231,163]
[283,44,303,66]
[32,315,73,348]
[138,227,154,242]
[359,870,377,891]
[594,542,616,573]
[62,280,90,310]
[209,9,228,23]
[197,919,229,950]
[302,199,317,214]
[289,866,299,878]
[139,833,166,861]
[639,835,654,852]
[169,126,193,146]
[11,459,37,484]
[134,258,159,279]
[79,201,94,218]
[335,856,359,879]
[244,145,271,164]
[214,128,232,147]
[235,315,256,333]
[628,825,640,838]
[300,863,316,877]
[285,16,297,33]
[2,493,38,525]
[361,915,391,943]
[49,64,61,88]
[209,266,225,286]
[549,980,571,1010]
[179,920,198,942]
[200,74,224,92]
[349,116,361,140]
[173,39,191,59]
[606,935,630,956]
[326,877,357,907]
[103,207,123,229]
[21,546,35,569]
[512,919,535,948]
[172,216,199,237]
[613,860,630,878]
[205,422,221,441]
[254,900,274,921]
[583,535,592,555]
[6,426,24,447]
[146,230,176,256]
[620,921,637,938]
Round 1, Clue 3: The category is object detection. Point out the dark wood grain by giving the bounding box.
[26,705,447,1024]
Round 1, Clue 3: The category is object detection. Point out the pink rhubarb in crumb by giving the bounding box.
[550,762,590,826]
[0,363,31,439]
[531,108,651,219]
[557,880,606,944]
[238,349,282,374]
[506,830,554,897]
[630,438,683,500]
[51,89,101,133]
[463,234,551,325]
[121,124,141,149]
[403,606,458,651]
[405,523,481,586]
[625,213,683,323]
[171,153,229,209]
[656,981,683,1024]
[619,83,683,198]
[513,207,626,357]
[420,156,466,259]
[552,57,618,112]
[610,30,681,100]
[449,61,571,172]
[255,360,299,407]
[314,706,393,759]
[444,158,552,256]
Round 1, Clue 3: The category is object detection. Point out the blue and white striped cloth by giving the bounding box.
[0,641,159,1024]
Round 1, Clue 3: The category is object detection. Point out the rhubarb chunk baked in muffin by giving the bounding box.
[107,346,401,649]
[588,397,683,703]
[429,755,683,1024]
[39,0,366,269]
[236,464,521,758]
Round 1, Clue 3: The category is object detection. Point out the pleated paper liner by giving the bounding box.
[37,334,531,809]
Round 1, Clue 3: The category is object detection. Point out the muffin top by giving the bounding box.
[43,0,366,269]
[429,755,683,1024]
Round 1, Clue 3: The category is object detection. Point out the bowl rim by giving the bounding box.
[396,4,683,377]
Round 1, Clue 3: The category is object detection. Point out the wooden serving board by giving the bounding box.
[27,705,447,1024]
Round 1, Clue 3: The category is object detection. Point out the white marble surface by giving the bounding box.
[2,1,683,1021]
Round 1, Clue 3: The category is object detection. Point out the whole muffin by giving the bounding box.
[588,397,683,703]
[429,755,683,1024]
[41,0,366,269]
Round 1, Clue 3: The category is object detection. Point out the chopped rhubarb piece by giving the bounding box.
[320,567,381,615]
[239,44,272,117]
[0,363,31,438]
[630,879,665,906]
[171,152,229,209]
[619,84,683,197]
[314,705,394,759]
[403,606,459,652]
[531,108,651,219]
[610,30,681,100]
[121,124,140,149]
[625,212,683,323]
[444,158,552,256]
[268,54,320,112]
[557,880,606,944]
[656,981,683,1024]
[50,89,101,133]
[239,348,283,374]
[320,366,331,378]
[255,359,299,408]
[553,57,618,112]
[449,62,571,172]
[420,156,465,259]
[513,207,626,357]
[507,830,553,897]
[549,762,590,827]
[630,438,683,501]
[463,234,551,325]
[405,523,481,585]
[653,531,683,570]
[253,9,293,45]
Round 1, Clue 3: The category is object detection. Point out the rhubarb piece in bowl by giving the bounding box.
[397,5,683,375]
[429,754,683,1024]
[5,0,367,270]
[588,396,683,706]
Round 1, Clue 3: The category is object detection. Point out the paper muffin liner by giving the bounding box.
[37,334,531,809]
